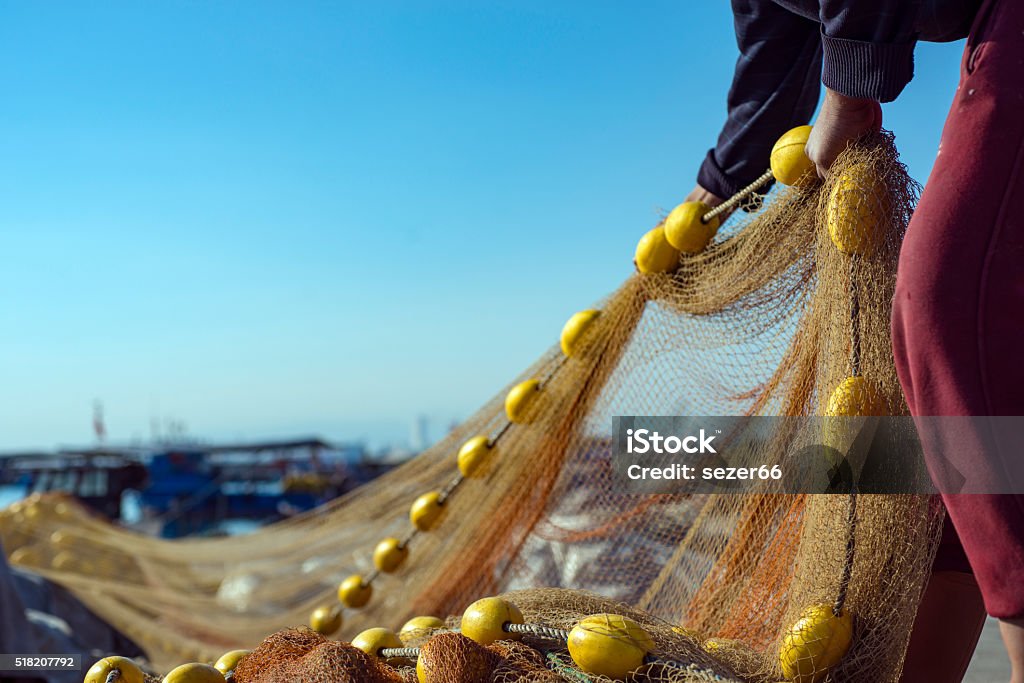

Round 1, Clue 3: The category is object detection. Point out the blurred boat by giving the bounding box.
[0,437,397,537]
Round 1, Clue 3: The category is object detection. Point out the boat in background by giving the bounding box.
[0,437,398,537]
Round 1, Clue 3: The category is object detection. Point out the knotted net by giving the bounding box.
[0,132,940,682]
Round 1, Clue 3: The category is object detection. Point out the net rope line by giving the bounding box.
[700,169,775,224]
[350,347,569,596]
[833,248,863,617]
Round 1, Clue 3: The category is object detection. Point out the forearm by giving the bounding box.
[818,0,921,101]
[699,0,822,199]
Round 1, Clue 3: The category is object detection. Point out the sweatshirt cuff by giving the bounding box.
[820,31,916,102]
[697,149,744,201]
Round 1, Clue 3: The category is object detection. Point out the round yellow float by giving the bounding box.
[826,161,889,255]
[567,614,655,680]
[457,436,494,478]
[460,597,524,645]
[401,615,446,636]
[337,574,372,609]
[410,491,445,531]
[770,125,815,186]
[352,627,404,657]
[825,376,886,416]
[162,663,226,683]
[664,201,720,254]
[560,309,601,358]
[309,604,343,635]
[779,604,854,683]
[373,537,409,573]
[213,650,250,676]
[84,656,145,683]
[504,379,541,424]
[634,226,680,274]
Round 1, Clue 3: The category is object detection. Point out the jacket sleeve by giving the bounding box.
[818,0,921,101]
[698,0,822,200]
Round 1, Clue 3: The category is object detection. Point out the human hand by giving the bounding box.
[805,88,882,178]
[683,184,734,222]
[685,184,724,207]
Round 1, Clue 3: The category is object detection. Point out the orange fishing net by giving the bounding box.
[0,133,939,682]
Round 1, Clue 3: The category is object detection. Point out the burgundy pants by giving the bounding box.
[891,0,1024,619]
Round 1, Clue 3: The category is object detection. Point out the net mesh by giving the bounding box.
[0,133,941,682]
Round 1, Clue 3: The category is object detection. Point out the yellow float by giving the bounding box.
[567,614,654,680]
[161,663,225,683]
[84,656,145,683]
[352,628,403,657]
[664,201,720,253]
[825,376,885,416]
[560,309,601,357]
[826,161,889,255]
[409,492,445,531]
[456,436,493,478]
[213,650,249,676]
[373,537,408,573]
[770,125,815,186]
[309,605,343,635]
[779,604,854,683]
[460,597,524,645]
[634,226,680,274]
[504,379,541,424]
[401,615,446,636]
[337,574,372,609]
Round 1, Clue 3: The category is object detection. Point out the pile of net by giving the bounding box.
[0,133,940,682]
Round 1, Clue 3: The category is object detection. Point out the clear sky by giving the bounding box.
[0,2,965,451]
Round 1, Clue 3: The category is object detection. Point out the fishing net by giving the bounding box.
[0,132,941,682]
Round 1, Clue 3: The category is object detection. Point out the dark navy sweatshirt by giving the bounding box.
[698,0,982,200]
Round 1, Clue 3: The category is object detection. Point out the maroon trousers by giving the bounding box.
[891,0,1024,619]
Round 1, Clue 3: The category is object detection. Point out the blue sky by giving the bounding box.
[0,2,965,450]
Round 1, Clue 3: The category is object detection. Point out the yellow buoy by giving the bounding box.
[309,605,343,635]
[505,379,541,424]
[779,604,854,683]
[770,125,815,186]
[352,627,404,657]
[401,615,446,637]
[410,491,445,531]
[634,226,680,274]
[568,614,654,680]
[460,597,524,645]
[664,201,720,253]
[826,161,889,255]
[337,574,372,609]
[373,537,409,573]
[457,436,494,478]
[560,309,601,358]
[162,663,226,683]
[84,656,145,683]
[213,650,250,676]
[825,376,885,416]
